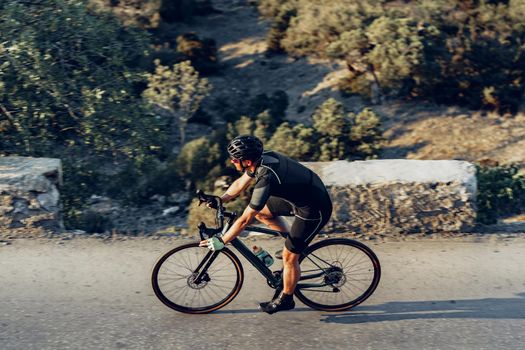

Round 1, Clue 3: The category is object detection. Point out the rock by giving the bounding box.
[167,192,190,205]
[87,195,111,205]
[150,194,166,205]
[162,206,180,216]
[37,186,59,211]
[303,159,477,235]
[0,156,63,235]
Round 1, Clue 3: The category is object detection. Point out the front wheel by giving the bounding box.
[295,238,381,312]
[152,242,244,314]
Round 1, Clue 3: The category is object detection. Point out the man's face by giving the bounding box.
[230,158,252,172]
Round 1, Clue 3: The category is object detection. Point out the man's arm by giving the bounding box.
[198,205,258,249]
[220,205,259,244]
[221,172,254,203]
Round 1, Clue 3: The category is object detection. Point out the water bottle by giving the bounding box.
[252,245,274,267]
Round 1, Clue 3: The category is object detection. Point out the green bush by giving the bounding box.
[259,0,525,112]
[312,98,383,161]
[265,4,297,54]
[90,0,162,28]
[104,159,185,204]
[176,137,222,188]
[227,111,279,143]
[227,98,382,161]
[349,108,383,159]
[0,0,159,157]
[61,162,106,229]
[0,0,168,228]
[476,163,525,224]
[187,181,252,231]
[143,60,211,146]
[265,122,316,160]
[70,210,114,234]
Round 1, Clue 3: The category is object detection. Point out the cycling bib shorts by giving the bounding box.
[248,151,333,253]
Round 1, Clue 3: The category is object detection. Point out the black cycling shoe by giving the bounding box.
[274,249,283,260]
[259,293,295,314]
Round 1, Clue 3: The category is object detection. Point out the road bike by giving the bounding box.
[151,190,381,314]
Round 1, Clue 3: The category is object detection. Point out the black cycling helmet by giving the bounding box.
[227,135,263,162]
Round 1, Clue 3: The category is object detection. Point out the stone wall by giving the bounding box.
[304,160,477,234]
[0,157,478,235]
[0,157,63,235]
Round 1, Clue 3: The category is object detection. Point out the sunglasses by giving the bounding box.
[230,158,241,164]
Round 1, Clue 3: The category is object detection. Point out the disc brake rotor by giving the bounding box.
[187,272,210,289]
[324,261,346,288]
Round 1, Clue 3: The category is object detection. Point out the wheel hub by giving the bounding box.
[324,262,346,288]
[188,272,210,289]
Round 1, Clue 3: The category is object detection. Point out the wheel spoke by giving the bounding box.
[152,243,243,313]
[296,239,380,311]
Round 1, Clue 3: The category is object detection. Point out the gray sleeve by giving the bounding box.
[249,172,271,211]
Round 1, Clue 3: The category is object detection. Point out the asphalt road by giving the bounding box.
[1,235,524,350]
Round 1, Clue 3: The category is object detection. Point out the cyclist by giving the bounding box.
[199,135,333,314]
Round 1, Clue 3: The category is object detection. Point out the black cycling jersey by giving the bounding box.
[247,151,332,253]
[248,151,332,254]
[248,151,329,216]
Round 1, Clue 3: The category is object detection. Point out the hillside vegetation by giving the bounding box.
[0,0,524,232]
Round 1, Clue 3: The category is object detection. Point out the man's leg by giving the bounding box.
[255,205,288,232]
[256,205,291,259]
[282,247,300,294]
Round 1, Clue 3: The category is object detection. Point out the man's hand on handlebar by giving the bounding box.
[199,236,225,251]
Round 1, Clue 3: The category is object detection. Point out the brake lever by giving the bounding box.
[196,190,221,209]
[196,189,207,207]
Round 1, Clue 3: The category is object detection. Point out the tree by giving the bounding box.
[264,0,525,112]
[0,0,159,158]
[265,4,297,54]
[349,108,383,159]
[265,122,316,160]
[312,98,349,161]
[312,98,382,161]
[143,60,211,146]
[326,16,423,102]
[0,0,167,226]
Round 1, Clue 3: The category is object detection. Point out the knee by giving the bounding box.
[282,248,299,265]
[255,212,272,221]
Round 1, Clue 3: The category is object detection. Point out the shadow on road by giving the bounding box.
[214,307,315,315]
[321,292,525,324]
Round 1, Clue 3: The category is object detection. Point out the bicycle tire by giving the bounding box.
[152,242,244,314]
[294,238,381,312]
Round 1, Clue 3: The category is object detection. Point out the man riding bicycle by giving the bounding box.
[199,135,333,314]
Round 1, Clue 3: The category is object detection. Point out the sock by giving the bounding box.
[279,292,293,302]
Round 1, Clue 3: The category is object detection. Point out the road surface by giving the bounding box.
[1,234,524,349]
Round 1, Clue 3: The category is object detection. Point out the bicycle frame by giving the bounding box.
[195,212,332,290]
[230,226,331,290]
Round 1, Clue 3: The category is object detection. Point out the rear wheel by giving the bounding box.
[152,242,244,314]
[295,238,381,311]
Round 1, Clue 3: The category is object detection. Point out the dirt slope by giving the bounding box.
[176,1,524,172]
